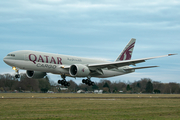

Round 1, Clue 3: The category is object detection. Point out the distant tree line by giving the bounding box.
[0,74,50,93]
[0,74,180,94]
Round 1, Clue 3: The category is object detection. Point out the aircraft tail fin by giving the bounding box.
[115,38,136,61]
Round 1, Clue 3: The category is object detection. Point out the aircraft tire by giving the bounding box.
[67,82,70,87]
[91,82,95,86]
[86,79,89,84]
[61,80,66,85]
[64,82,70,87]
[64,82,67,86]
[15,74,20,78]
[58,80,61,84]
[82,79,86,83]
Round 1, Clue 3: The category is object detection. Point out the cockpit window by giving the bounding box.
[7,54,15,57]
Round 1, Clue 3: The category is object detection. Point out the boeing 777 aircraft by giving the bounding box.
[3,38,175,87]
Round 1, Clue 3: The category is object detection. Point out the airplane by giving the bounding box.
[3,38,176,87]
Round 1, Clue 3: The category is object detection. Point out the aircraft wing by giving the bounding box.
[123,66,159,70]
[88,54,176,70]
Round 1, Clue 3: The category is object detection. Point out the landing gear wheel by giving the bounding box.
[64,82,70,87]
[15,74,20,78]
[61,80,66,85]
[13,67,20,79]
[82,79,86,83]
[58,80,64,85]
[82,79,95,86]
[87,80,92,86]
[57,75,70,87]
[67,82,70,86]
[58,80,61,84]
[91,82,95,86]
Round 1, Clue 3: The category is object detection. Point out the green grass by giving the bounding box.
[0,93,180,98]
[0,93,180,120]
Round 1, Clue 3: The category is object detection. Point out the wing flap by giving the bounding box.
[124,66,159,70]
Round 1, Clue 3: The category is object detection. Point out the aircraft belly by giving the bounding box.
[6,59,69,74]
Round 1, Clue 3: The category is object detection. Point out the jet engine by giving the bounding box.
[26,70,47,79]
[69,64,90,77]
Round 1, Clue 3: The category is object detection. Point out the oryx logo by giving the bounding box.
[82,68,85,72]
[119,42,135,61]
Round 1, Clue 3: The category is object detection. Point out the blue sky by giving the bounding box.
[1,0,180,84]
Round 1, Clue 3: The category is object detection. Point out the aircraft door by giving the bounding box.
[24,54,29,61]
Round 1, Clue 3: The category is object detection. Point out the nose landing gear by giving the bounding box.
[13,67,20,78]
[15,74,20,78]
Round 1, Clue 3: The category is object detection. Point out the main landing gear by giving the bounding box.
[58,75,70,87]
[82,79,95,86]
[13,67,20,79]
[82,76,95,86]
[57,75,95,87]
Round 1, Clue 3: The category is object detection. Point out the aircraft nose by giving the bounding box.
[3,56,13,66]
[3,57,8,64]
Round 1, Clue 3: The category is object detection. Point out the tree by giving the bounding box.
[126,84,132,91]
[0,74,19,91]
[92,84,99,90]
[103,82,109,88]
[103,82,110,93]
[154,89,161,93]
[78,83,91,91]
[169,82,180,94]
[38,76,51,93]
[131,81,141,93]
[67,80,78,92]
[146,81,153,93]
[15,74,39,92]
[1,73,180,94]
[153,81,162,94]
[98,80,111,89]
[138,78,151,93]
[116,81,127,92]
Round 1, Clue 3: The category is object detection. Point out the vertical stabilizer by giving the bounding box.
[115,38,136,61]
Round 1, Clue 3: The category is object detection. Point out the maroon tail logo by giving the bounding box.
[119,42,135,61]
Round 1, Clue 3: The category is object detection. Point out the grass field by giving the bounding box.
[0,93,180,120]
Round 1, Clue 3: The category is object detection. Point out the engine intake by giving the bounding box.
[26,70,47,79]
[69,64,90,77]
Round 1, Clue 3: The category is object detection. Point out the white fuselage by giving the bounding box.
[3,50,133,78]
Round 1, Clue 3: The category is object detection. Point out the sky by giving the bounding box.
[0,0,180,84]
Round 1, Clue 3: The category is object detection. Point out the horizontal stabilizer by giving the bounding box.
[124,66,158,70]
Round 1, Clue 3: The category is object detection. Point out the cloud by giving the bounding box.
[1,0,180,17]
[1,0,180,33]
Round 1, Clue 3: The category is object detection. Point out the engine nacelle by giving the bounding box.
[69,64,90,77]
[26,70,47,79]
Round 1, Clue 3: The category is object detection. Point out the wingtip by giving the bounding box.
[131,38,136,40]
[168,54,177,56]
